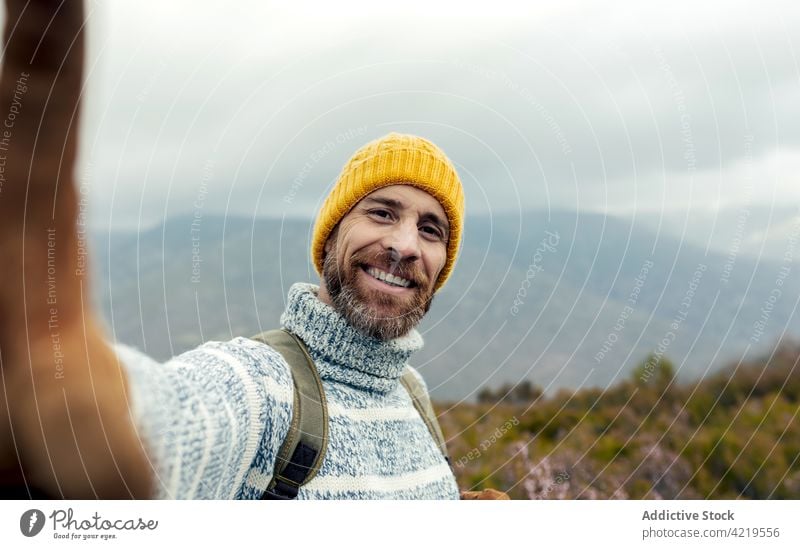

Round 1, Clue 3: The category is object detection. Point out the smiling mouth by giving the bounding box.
[361,265,416,288]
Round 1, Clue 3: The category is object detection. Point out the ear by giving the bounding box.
[324,224,339,255]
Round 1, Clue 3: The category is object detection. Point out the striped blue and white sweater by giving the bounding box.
[117,282,459,499]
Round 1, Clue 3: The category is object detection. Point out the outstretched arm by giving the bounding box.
[0,0,151,498]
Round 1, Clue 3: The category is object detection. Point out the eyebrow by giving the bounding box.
[364,196,404,210]
[363,196,450,238]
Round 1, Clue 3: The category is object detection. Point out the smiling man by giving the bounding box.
[116,133,472,499]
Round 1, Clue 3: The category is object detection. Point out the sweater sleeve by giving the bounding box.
[115,337,294,499]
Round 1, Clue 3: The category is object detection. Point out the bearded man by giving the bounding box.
[111,133,465,499]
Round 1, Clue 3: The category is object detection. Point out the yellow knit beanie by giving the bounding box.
[311,132,464,291]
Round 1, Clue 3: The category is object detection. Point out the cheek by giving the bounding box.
[427,248,448,280]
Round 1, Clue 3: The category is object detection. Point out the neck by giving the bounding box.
[280,283,424,394]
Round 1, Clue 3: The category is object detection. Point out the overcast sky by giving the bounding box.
[73,0,799,236]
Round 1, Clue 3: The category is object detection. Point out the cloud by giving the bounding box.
[74,0,800,228]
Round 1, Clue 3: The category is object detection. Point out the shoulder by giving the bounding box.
[118,336,295,407]
[206,336,293,376]
[199,336,295,401]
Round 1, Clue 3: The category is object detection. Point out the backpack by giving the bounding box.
[251,328,452,500]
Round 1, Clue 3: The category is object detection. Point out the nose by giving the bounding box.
[385,219,421,265]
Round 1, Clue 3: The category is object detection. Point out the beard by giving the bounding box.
[322,238,435,341]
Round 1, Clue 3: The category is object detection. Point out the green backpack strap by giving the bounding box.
[251,329,328,500]
[400,369,452,469]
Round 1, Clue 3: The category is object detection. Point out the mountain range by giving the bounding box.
[90,209,800,401]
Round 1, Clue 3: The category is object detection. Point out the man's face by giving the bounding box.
[319,184,450,340]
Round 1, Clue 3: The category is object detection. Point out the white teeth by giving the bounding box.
[366,266,411,288]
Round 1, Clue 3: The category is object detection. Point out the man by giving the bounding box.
[115,133,465,499]
[0,0,509,500]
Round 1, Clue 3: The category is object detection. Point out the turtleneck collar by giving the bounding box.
[279,282,424,394]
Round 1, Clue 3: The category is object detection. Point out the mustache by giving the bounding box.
[349,248,429,288]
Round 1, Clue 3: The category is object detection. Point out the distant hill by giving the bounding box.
[90,210,800,401]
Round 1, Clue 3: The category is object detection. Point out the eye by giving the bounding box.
[368,208,393,220]
[420,225,444,240]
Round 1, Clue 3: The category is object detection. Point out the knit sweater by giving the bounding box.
[117,282,460,499]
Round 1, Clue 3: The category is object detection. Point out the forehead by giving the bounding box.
[356,184,447,223]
